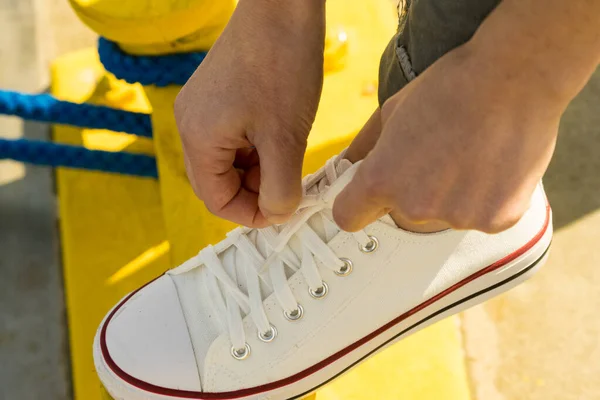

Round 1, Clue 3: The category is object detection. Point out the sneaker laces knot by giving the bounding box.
[169,158,373,353]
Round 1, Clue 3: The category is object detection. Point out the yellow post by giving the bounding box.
[55,0,472,398]
[51,49,169,400]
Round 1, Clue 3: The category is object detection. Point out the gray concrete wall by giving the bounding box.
[0,1,96,399]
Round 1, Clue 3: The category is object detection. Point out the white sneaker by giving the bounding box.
[94,155,552,400]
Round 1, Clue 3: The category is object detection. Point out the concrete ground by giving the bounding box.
[462,70,600,400]
[0,2,599,399]
[0,1,95,399]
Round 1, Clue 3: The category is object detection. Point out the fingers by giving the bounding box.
[183,127,306,227]
[184,143,270,228]
[241,164,261,194]
[233,147,260,170]
[254,131,307,224]
[333,108,387,231]
[344,108,382,163]
[333,145,536,234]
[333,156,390,232]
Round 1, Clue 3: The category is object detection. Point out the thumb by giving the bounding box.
[333,157,389,232]
[255,133,307,224]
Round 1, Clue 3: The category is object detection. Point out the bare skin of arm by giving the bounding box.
[175,0,325,227]
[334,0,600,233]
[176,0,600,233]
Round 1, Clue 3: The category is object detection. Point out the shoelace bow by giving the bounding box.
[169,159,374,355]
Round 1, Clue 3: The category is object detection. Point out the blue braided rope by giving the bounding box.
[0,90,152,137]
[0,138,158,178]
[98,37,207,87]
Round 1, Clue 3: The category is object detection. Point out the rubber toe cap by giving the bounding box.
[100,275,202,392]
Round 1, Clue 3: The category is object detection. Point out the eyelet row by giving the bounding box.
[231,325,277,361]
[231,236,380,359]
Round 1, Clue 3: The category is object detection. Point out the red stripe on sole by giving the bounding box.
[100,205,551,399]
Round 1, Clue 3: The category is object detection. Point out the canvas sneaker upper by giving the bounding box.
[96,154,552,398]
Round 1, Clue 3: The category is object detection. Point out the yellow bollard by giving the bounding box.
[68,0,235,55]
[54,0,472,399]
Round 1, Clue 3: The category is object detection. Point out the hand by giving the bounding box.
[334,43,565,233]
[175,0,325,227]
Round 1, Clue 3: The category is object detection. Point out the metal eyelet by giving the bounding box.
[284,304,304,321]
[359,235,379,253]
[309,281,329,299]
[258,325,278,343]
[230,343,251,360]
[335,258,353,276]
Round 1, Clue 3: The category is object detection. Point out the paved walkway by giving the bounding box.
[0,1,95,399]
[463,69,600,400]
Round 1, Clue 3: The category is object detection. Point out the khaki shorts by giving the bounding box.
[378,0,501,106]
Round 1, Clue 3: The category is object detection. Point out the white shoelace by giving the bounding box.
[169,159,374,355]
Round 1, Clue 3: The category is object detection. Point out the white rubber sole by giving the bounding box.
[94,221,552,400]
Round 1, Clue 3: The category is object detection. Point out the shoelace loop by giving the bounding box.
[168,159,377,358]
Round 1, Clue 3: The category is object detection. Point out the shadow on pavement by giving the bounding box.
[544,68,600,230]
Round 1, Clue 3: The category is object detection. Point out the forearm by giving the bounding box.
[226,0,326,76]
[237,0,326,36]
[467,0,600,108]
